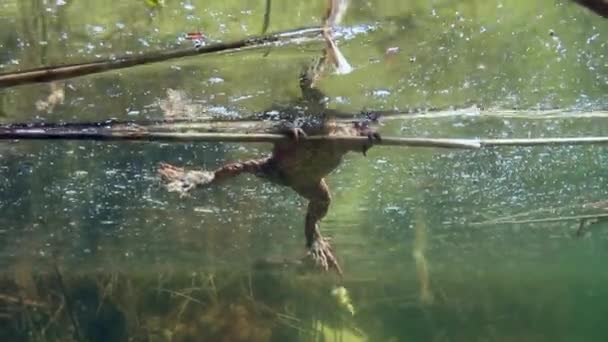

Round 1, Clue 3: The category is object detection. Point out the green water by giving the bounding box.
[1,1,608,341]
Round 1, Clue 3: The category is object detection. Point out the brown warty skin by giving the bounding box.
[158,56,380,275]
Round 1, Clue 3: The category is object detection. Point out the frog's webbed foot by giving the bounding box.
[158,162,215,196]
[353,121,382,156]
[288,127,307,142]
[278,122,307,142]
[308,236,342,275]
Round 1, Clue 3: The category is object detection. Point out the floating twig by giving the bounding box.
[3,118,608,149]
[0,128,482,149]
[0,294,46,308]
[261,0,272,34]
[481,137,608,147]
[41,295,65,337]
[322,0,353,74]
[157,288,205,305]
[0,26,323,88]
[413,213,434,305]
[471,213,608,226]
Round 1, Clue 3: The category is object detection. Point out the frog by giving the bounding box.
[158,54,380,275]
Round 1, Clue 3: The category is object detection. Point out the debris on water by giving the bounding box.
[385,46,400,55]
[208,77,224,84]
[185,31,206,47]
[206,106,241,118]
[332,286,356,315]
[138,38,150,47]
[372,89,391,97]
[86,25,105,35]
[194,206,216,213]
[332,96,349,104]
[326,34,353,74]
[586,33,600,44]
[35,82,65,113]
[74,170,88,178]
[145,0,165,8]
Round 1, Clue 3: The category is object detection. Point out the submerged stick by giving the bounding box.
[471,213,608,226]
[413,212,434,305]
[0,128,482,149]
[4,124,608,149]
[3,118,608,149]
[53,265,83,342]
[0,294,46,308]
[0,26,323,88]
[481,137,608,147]
[261,0,272,34]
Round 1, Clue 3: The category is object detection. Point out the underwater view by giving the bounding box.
[1,0,608,341]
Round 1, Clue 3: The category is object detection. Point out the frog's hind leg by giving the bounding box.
[213,157,273,182]
[158,157,272,196]
[298,179,342,275]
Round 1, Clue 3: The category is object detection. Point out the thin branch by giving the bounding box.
[0,26,323,88]
[261,0,272,34]
[157,288,205,305]
[3,119,608,149]
[481,137,608,147]
[471,213,608,226]
[53,264,83,342]
[41,295,65,337]
[377,108,608,121]
[0,294,47,308]
[0,128,482,149]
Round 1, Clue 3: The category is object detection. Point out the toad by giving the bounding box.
[158,55,380,275]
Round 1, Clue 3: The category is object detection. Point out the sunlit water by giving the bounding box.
[1,1,608,341]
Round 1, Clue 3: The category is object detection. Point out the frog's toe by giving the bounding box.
[158,163,214,196]
[289,127,307,142]
[362,131,381,156]
[296,127,307,139]
[308,237,342,275]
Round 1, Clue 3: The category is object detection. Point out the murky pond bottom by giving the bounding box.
[2,241,608,342]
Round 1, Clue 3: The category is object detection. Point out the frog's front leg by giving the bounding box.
[281,124,307,142]
[338,118,382,156]
[358,125,382,156]
[297,179,342,275]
